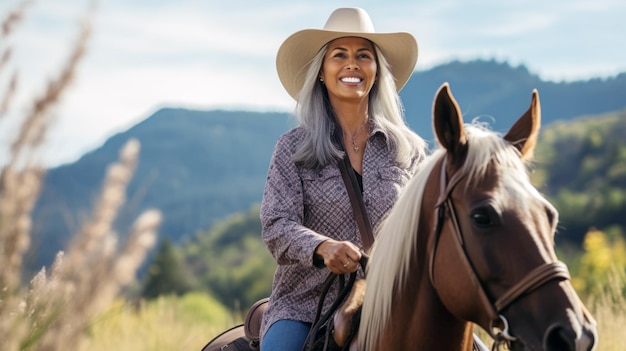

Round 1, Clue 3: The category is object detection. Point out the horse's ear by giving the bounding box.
[433,83,467,153]
[504,89,541,160]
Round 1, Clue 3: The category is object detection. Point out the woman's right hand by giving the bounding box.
[314,239,362,274]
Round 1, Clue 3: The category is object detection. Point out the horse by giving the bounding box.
[353,83,597,350]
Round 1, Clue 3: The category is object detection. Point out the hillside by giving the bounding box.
[29,59,626,271]
[533,110,626,244]
[31,109,292,269]
[403,59,626,142]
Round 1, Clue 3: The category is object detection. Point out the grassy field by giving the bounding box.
[81,283,624,351]
[84,293,235,351]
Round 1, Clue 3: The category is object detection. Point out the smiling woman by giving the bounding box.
[259,7,427,351]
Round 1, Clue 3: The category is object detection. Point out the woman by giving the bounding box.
[260,7,427,350]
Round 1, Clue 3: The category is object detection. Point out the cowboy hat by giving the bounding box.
[276,7,418,100]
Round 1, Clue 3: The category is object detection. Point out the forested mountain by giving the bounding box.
[30,59,626,271]
[31,110,292,269]
[402,60,626,142]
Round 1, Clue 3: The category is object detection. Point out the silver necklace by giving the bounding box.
[350,120,369,153]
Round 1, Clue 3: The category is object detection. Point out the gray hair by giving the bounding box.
[292,42,426,169]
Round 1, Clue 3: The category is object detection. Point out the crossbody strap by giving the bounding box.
[337,155,375,252]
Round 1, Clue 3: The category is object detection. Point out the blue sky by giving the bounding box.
[1,0,625,166]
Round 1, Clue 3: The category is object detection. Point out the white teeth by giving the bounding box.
[340,77,362,83]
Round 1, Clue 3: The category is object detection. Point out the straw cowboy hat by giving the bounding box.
[276,7,418,100]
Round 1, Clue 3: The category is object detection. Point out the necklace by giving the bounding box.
[349,119,369,153]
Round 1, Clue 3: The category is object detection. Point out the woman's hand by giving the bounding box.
[315,239,362,274]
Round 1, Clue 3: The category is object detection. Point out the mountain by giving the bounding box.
[402,59,626,142]
[29,59,626,270]
[31,109,293,269]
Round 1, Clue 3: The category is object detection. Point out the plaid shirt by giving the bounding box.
[259,125,421,339]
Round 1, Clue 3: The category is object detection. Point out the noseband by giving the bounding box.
[428,156,571,349]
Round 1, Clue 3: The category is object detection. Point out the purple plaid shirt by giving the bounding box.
[259,124,421,339]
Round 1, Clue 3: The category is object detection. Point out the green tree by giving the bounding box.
[181,205,276,310]
[142,238,193,298]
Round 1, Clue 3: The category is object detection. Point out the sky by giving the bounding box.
[1,0,625,167]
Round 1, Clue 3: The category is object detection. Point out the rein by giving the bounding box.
[429,156,571,350]
[302,255,368,351]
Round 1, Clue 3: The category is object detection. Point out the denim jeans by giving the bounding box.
[261,319,311,350]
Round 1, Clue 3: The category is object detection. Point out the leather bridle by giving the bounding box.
[428,156,571,349]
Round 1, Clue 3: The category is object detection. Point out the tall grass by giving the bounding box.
[586,268,626,351]
[85,292,236,351]
[0,2,161,350]
[84,274,623,351]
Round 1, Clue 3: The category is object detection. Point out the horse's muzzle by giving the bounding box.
[544,322,596,351]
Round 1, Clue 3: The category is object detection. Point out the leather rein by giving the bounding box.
[428,156,571,350]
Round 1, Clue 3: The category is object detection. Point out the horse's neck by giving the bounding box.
[378,252,475,350]
[378,163,475,351]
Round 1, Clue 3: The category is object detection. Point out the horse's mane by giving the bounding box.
[359,123,532,350]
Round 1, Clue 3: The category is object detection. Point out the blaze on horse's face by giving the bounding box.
[430,84,597,351]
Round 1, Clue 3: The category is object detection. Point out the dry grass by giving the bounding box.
[585,269,626,351]
[0,2,161,350]
[81,284,624,351]
[84,293,236,351]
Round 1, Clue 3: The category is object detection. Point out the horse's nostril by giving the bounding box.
[581,325,597,351]
[544,325,575,351]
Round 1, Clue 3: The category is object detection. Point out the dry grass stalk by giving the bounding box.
[9,20,91,167]
[1,6,91,297]
[1,0,34,39]
[0,71,18,116]
[32,140,161,350]
[2,139,161,351]
[587,268,626,350]
[1,2,161,351]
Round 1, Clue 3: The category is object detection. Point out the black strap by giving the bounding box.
[337,155,375,251]
[302,154,375,351]
[302,256,368,351]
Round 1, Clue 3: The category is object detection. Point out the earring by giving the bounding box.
[319,78,324,83]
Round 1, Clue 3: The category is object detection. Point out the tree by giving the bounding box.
[142,238,192,298]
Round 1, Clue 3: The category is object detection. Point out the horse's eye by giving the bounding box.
[470,208,493,227]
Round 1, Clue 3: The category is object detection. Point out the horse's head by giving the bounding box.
[430,83,597,350]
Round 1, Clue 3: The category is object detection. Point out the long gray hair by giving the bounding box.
[291,42,426,169]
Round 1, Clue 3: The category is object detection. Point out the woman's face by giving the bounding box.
[319,37,377,104]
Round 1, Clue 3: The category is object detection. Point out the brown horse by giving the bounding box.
[356,84,597,350]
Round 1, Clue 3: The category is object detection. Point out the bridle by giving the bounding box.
[428,156,571,350]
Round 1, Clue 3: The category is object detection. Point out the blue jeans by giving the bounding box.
[261,319,311,351]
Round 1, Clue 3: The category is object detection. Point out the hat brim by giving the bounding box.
[276,29,418,100]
